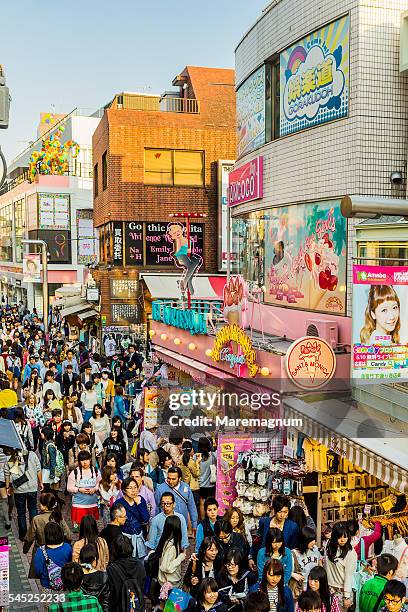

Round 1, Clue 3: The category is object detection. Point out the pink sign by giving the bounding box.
[216,434,253,514]
[228,156,263,207]
[354,265,408,285]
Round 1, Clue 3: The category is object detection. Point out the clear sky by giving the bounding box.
[0,0,266,162]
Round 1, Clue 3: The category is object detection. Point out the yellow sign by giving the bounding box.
[212,324,258,377]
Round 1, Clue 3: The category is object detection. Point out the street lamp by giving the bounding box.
[22,239,49,335]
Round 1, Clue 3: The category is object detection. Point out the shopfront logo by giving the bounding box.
[228,157,263,207]
[212,324,258,377]
[285,336,336,389]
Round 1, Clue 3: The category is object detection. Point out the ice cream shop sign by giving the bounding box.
[285,336,336,390]
[212,324,258,377]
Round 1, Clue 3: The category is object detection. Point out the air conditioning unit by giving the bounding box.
[305,319,338,348]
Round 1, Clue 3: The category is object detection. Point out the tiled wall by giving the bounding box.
[234,0,408,316]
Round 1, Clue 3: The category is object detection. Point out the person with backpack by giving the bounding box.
[34,522,72,596]
[79,544,110,612]
[48,561,103,612]
[13,407,34,451]
[41,426,64,491]
[107,534,146,612]
[67,450,101,530]
[359,553,399,612]
[4,447,42,541]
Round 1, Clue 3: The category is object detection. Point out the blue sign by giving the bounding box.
[152,302,208,335]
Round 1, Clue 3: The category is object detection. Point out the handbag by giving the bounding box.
[288,551,304,600]
[11,454,29,489]
[210,464,217,485]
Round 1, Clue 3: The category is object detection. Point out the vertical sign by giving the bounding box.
[23,254,41,283]
[0,537,9,607]
[216,434,253,515]
[236,66,266,157]
[113,222,123,266]
[218,160,235,271]
[125,222,144,265]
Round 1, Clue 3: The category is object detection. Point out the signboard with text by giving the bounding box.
[236,66,265,157]
[218,160,235,270]
[280,15,349,136]
[228,156,263,207]
[352,265,408,380]
[23,254,41,283]
[216,434,253,515]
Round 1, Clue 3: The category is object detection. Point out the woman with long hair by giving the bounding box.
[102,426,127,467]
[111,415,128,452]
[33,522,72,596]
[67,449,101,529]
[323,522,357,611]
[21,368,41,403]
[41,388,59,422]
[260,558,294,612]
[184,536,222,597]
[157,514,186,591]
[223,507,252,547]
[305,566,341,612]
[257,527,293,585]
[104,452,124,481]
[23,492,72,578]
[13,406,34,451]
[72,514,109,571]
[292,527,321,586]
[24,392,44,451]
[216,548,257,612]
[98,466,120,526]
[89,403,110,443]
[62,396,83,431]
[288,505,316,532]
[194,577,228,612]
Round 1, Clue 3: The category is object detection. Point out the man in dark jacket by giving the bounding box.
[107,535,146,612]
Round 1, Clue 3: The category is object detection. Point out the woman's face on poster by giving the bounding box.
[371,299,399,333]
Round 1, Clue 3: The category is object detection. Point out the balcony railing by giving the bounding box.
[113,94,199,114]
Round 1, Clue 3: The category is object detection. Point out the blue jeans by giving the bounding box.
[14,491,38,540]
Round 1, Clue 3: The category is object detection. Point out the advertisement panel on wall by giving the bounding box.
[32,230,71,264]
[216,434,253,515]
[280,15,350,136]
[264,200,347,314]
[217,160,235,271]
[236,65,265,157]
[352,265,408,380]
[228,156,263,207]
[38,193,70,230]
[23,254,41,283]
[76,210,98,264]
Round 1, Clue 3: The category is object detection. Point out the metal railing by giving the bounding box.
[152,299,224,333]
[0,162,93,194]
[113,93,199,114]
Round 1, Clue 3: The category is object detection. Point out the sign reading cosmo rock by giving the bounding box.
[228,156,263,207]
[212,324,258,377]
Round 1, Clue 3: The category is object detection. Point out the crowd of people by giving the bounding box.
[0,303,406,612]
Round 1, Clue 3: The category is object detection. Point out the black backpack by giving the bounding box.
[109,562,144,612]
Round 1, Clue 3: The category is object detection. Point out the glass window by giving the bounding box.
[174,151,204,186]
[265,58,280,142]
[94,163,99,196]
[232,212,265,287]
[14,198,25,263]
[357,242,408,266]
[102,152,108,190]
[145,149,173,185]
[0,204,13,261]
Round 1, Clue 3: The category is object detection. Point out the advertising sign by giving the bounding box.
[38,193,70,230]
[280,15,350,136]
[146,222,205,267]
[112,222,123,266]
[77,210,97,264]
[236,66,265,157]
[228,156,263,207]
[352,265,408,380]
[111,303,139,325]
[264,200,347,314]
[216,434,253,514]
[125,222,144,265]
[23,254,41,283]
[111,279,139,300]
[286,336,336,389]
[217,160,235,271]
[212,324,258,377]
[38,230,71,263]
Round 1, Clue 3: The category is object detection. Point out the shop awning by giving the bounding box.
[153,346,230,383]
[284,397,408,494]
[140,274,226,300]
[78,309,98,321]
[60,302,90,317]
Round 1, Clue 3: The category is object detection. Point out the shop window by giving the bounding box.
[14,198,25,263]
[232,212,265,287]
[102,152,108,191]
[144,149,204,186]
[357,242,408,266]
[265,58,280,142]
[94,163,99,196]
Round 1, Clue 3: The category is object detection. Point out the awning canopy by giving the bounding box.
[0,420,23,450]
[78,309,98,321]
[284,396,408,494]
[60,302,91,317]
[153,346,230,384]
[140,274,226,300]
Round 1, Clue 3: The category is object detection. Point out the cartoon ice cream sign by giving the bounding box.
[280,15,349,135]
[285,336,336,390]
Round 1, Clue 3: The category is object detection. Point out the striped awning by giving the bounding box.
[285,403,408,495]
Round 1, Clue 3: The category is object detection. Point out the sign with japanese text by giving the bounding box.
[111,303,139,324]
[110,279,139,300]
[228,156,263,207]
[112,222,123,266]
[217,160,235,271]
[236,66,265,157]
[77,210,98,264]
[216,434,253,514]
[264,200,347,313]
[38,193,70,230]
[352,265,408,380]
[280,15,349,136]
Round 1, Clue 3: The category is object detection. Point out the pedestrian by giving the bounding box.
[72,515,109,571]
[196,437,216,519]
[23,392,44,451]
[81,381,98,422]
[98,466,121,526]
[379,580,408,612]
[43,369,62,400]
[150,448,173,490]
[90,404,110,444]
[61,363,81,397]
[147,491,189,553]
[214,520,249,562]
[184,536,222,597]
[297,591,322,612]
[156,514,186,592]
[259,558,295,612]
[217,548,257,611]
[113,386,128,422]
[194,577,228,612]
[306,566,342,612]
[111,476,149,559]
[99,502,127,557]
[41,426,61,491]
[79,544,110,612]
[257,527,293,585]
[292,526,322,586]
[103,452,124,481]
[67,449,101,529]
[244,591,270,612]
[23,491,72,578]
[111,415,128,453]
[359,553,399,612]
[180,440,200,508]
[223,507,252,548]
[155,466,198,537]
[4,447,42,541]
[100,370,115,416]
[323,522,357,611]
[195,497,220,553]
[128,464,156,520]
[102,426,127,466]
[48,561,102,612]
[13,406,34,451]
[0,445,10,530]
[106,534,146,612]
[34,522,72,598]
[62,396,83,431]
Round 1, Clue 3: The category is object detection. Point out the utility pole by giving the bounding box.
[0,64,11,190]
[22,240,49,335]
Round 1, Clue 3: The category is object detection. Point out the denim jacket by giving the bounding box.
[42,441,57,480]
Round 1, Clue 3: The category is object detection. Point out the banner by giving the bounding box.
[216,434,253,515]
[352,265,408,380]
[236,66,265,157]
[228,156,263,207]
[217,160,234,271]
[77,210,97,264]
[280,15,349,136]
[23,254,41,283]
[264,200,347,313]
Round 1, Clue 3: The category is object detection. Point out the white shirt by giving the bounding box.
[43,380,62,399]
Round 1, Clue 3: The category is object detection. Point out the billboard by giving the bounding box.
[236,65,265,157]
[228,156,263,207]
[352,265,408,381]
[76,210,98,265]
[264,200,347,314]
[23,254,41,283]
[217,160,234,271]
[38,193,70,230]
[280,15,350,136]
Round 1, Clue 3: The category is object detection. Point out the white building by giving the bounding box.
[0,108,101,310]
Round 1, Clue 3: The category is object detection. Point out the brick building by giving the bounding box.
[92,65,236,328]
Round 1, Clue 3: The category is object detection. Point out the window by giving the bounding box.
[0,204,13,261]
[14,199,25,263]
[102,152,108,190]
[357,242,408,266]
[144,149,204,186]
[265,58,280,142]
[94,163,99,196]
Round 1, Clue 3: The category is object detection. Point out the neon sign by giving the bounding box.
[212,324,258,377]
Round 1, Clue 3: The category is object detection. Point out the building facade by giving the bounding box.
[92,66,236,327]
[0,109,101,310]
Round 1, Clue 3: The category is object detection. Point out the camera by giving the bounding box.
[390,171,403,185]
